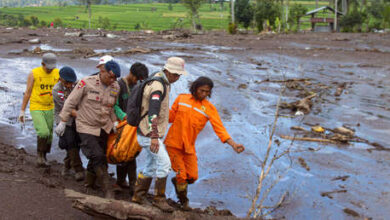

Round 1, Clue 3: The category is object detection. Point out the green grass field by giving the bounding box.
[0,2,330,31]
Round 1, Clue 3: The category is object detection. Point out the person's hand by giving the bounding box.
[18,110,25,123]
[232,143,245,154]
[55,121,67,136]
[150,138,159,153]
[113,121,119,133]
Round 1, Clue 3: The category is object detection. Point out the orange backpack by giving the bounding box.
[106,120,142,164]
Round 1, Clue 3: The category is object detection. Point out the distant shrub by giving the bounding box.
[40,20,47,28]
[255,0,281,32]
[98,16,111,29]
[30,16,39,26]
[53,17,63,28]
[21,18,32,27]
[340,10,367,32]
[134,23,141,30]
[227,22,237,34]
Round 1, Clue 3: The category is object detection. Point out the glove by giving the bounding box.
[55,121,67,136]
[112,121,119,134]
[18,110,25,123]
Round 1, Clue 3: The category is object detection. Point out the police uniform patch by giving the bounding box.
[78,80,86,89]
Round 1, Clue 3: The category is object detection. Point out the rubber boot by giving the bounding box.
[132,173,152,204]
[36,137,48,167]
[115,163,129,192]
[43,141,51,166]
[172,177,191,211]
[61,153,71,176]
[68,148,84,181]
[85,171,97,188]
[127,160,137,198]
[95,166,114,199]
[153,177,174,213]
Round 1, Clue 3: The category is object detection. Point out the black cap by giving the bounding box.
[105,61,121,77]
[59,66,77,82]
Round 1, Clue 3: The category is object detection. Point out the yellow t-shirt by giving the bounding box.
[30,66,59,111]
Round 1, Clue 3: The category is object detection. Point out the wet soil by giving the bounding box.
[1,26,390,219]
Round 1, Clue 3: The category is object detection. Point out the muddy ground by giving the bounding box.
[0,26,389,219]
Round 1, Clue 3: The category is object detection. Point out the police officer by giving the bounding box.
[56,61,121,198]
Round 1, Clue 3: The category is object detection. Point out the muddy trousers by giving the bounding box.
[79,131,108,174]
[31,110,54,153]
[116,159,137,195]
[59,124,83,172]
[79,131,113,198]
[166,146,198,184]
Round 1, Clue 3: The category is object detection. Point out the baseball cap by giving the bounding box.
[42,53,57,70]
[164,57,188,75]
[59,66,77,82]
[96,55,114,68]
[105,61,121,78]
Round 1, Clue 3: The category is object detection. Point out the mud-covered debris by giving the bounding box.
[329,133,350,143]
[298,157,310,171]
[28,38,41,44]
[311,126,325,133]
[238,84,248,89]
[73,47,95,55]
[334,126,355,136]
[64,32,83,37]
[106,33,118,39]
[331,175,350,181]
[343,208,360,217]
[144,30,155,34]
[333,37,350,41]
[281,94,316,114]
[321,189,347,199]
[162,35,176,40]
[0,167,14,173]
[335,82,347,96]
[286,81,303,90]
[32,47,43,54]
[291,126,307,131]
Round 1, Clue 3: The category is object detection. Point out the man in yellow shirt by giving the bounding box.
[18,53,59,167]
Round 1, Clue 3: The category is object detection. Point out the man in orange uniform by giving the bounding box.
[164,76,245,210]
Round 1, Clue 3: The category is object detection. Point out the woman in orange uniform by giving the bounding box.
[164,76,245,210]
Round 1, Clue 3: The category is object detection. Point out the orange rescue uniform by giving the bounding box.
[164,94,231,184]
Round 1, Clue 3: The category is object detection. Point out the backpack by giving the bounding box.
[126,76,167,126]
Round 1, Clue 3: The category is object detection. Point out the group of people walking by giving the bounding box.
[18,53,245,211]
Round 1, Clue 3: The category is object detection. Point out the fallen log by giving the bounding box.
[64,189,237,220]
[280,135,337,144]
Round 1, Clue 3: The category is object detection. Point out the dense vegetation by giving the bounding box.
[0,0,389,33]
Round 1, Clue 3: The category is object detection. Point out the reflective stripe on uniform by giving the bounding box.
[178,102,209,118]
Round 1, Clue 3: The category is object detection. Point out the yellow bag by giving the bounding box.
[106,120,142,164]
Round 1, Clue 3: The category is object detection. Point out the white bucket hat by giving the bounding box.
[164,57,188,75]
[96,55,114,68]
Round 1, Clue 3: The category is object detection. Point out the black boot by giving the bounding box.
[172,177,191,211]
[36,137,49,167]
[127,159,137,197]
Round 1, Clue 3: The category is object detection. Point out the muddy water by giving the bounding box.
[0,42,389,219]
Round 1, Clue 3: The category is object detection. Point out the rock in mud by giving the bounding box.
[343,208,360,217]
[28,38,41,44]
